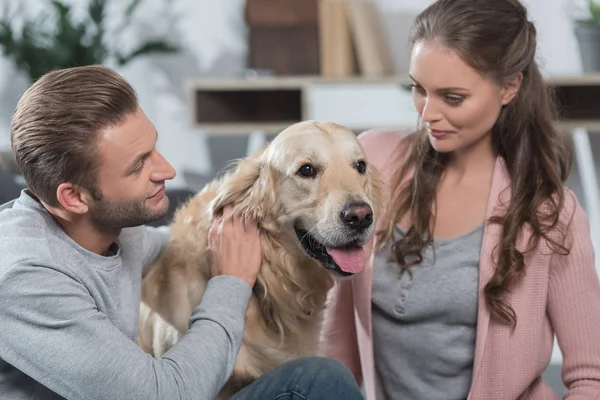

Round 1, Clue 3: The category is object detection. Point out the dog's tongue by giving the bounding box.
[326,247,365,274]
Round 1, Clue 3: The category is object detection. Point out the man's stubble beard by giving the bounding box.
[89,194,170,231]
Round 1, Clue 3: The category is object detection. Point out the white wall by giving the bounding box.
[0,0,589,188]
[0,0,250,187]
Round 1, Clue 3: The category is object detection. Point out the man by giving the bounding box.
[0,65,363,400]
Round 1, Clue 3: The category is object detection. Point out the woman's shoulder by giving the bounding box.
[559,186,589,232]
[357,128,414,170]
[529,185,591,254]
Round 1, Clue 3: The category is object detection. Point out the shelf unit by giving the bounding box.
[186,74,600,135]
[186,75,414,135]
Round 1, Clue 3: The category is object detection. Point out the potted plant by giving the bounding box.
[0,0,178,175]
[0,0,178,83]
[574,0,600,72]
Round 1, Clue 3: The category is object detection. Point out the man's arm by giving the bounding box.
[0,262,250,400]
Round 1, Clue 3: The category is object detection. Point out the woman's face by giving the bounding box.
[409,40,520,155]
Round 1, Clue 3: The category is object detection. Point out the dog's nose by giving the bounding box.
[340,202,373,231]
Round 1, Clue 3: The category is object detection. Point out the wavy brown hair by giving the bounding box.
[382,0,573,327]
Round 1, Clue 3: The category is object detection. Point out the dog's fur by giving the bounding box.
[137,121,383,397]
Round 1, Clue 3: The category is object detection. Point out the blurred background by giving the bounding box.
[1,0,600,395]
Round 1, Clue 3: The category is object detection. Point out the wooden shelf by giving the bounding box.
[187,74,600,135]
[187,73,600,89]
[192,88,302,124]
[545,74,600,86]
[555,120,600,132]
[192,122,299,135]
[186,75,411,90]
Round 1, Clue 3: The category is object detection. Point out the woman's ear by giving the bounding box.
[501,72,523,106]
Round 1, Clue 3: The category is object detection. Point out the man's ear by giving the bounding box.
[56,183,91,214]
[210,156,278,226]
[501,72,523,106]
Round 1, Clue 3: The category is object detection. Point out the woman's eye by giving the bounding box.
[445,95,463,104]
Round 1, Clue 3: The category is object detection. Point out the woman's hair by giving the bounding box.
[383,0,573,327]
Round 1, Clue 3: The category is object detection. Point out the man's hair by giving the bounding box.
[10,65,139,207]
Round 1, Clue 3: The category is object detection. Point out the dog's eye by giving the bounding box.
[297,164,316,178]
[356,161,367,174]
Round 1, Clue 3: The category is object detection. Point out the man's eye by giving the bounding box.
[410,84,425,94]
[133,161,145,173]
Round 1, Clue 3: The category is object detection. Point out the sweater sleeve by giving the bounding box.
[547,197,600,399]
[0,263,251,400]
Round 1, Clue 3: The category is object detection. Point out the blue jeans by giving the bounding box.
[230,357,364,400]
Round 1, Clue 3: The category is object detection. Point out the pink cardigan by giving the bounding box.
[320,129,600,399]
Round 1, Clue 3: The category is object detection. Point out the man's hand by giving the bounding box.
[208,206,262,287]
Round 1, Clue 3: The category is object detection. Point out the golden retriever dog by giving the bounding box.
[137,120,382,398]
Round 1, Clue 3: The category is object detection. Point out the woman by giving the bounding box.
[320,0,600,399]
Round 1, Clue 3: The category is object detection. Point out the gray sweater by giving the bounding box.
[371,225,483,400]
[0,190,251,400]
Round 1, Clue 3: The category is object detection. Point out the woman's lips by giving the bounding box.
[428,128,453,138]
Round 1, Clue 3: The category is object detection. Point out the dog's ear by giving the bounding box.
[210,155,279,226]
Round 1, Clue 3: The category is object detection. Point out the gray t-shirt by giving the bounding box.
[0,190,252,400]
[371,224,483,400]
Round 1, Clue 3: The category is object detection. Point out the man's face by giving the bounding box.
[88,107,176,230]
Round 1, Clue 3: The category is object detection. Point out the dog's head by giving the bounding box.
[211,121,383,277]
